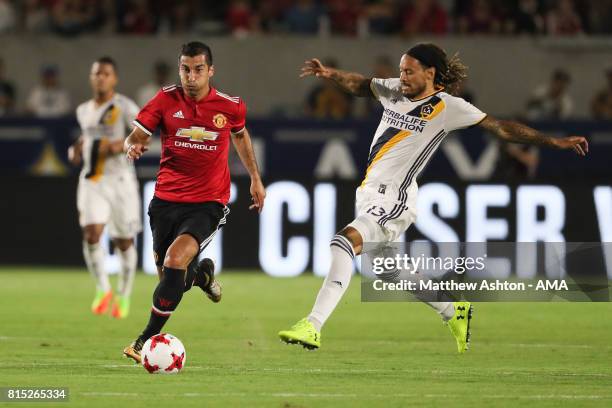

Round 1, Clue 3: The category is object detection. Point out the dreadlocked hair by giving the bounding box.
[438,53,468,96]
[407,44,469,96]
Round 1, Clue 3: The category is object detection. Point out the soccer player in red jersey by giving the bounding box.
[122,42,265,363]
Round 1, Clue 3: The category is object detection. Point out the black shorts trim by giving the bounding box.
[194,206,229,250]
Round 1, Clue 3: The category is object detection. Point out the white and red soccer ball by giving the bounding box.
[141,333,186,374]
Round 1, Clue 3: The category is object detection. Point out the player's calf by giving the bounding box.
[128,266,186,354]
[278,233,357,350]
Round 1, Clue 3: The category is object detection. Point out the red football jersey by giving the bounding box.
[134,85,246,204]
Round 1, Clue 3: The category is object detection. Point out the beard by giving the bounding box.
[184,85,200,98]
[401,82,426,99]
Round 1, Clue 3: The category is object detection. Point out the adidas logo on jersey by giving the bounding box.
[173,110,185,119]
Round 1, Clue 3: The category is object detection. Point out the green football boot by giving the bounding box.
[91,289,113,315]
[111,295,130,319]
[446,301,473,353]
[278,318,321,350]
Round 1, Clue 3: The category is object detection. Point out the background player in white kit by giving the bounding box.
[279,43,588,353]
[68,57,142,319]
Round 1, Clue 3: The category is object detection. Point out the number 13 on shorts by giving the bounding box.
[366,205,387,218]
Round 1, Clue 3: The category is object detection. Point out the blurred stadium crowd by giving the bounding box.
[0,0,611,37]
[1,54,611,121]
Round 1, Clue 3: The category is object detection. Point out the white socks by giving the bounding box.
[427,301,455,321]
[308,235,355,331]
[83,241,138,297]
[307,234,456,332]
[83,241,110,292]
[118,244,137,297]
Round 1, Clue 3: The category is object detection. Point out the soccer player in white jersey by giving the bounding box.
[68,57,142,319]
[279,43,588,353]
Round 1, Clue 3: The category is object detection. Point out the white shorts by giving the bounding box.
[77,174,142,238]
[348,183,418,251]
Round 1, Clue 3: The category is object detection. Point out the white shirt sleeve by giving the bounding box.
[444,95,487,131]
[122,96,141,129]
[75,104,85,128]
[57,91,71,115]
[370,78,401,101]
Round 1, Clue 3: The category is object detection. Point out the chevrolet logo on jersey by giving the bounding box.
[175,127,219,142]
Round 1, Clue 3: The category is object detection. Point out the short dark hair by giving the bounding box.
[96,56,118,72]
[180,41,213,65]
[552,69,570,83]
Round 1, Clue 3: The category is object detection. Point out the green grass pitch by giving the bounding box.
[1,268,611,407]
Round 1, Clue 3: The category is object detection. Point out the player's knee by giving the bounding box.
[84,237,99,246]
[163,235,199,269]
[163,251,191,270]
[114,238,133,252]
[83,231,102,245]
[335,227,363,255]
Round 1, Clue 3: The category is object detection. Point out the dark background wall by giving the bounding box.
[2,176,609,269]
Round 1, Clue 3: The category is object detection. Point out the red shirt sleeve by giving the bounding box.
[134,89,165,136]
[231,98,247,134]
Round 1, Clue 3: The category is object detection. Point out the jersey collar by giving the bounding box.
[93,93,116,108]
[200,86,216,103]
[184,86,216,105]
[408,87,444,102]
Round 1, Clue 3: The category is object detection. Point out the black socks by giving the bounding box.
[139,266,185,341]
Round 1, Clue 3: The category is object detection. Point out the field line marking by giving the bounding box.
[4,363,607,380]
[79,392,612,400]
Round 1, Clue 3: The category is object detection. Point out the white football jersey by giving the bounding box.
[76,93,140,180]
[360,78,486,226]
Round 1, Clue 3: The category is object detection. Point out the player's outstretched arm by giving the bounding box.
[231,128,266,213]
[300,58,372,97]
[124,126,151,161]
[478,116,588,156]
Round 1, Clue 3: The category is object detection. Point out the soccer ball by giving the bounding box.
[141,333,186,374]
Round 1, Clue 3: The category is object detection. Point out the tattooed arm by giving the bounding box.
[299,58,372,97]
[478,116,588,156]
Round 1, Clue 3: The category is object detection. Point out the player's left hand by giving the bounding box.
[126,143,148,161]
[249,178,266,213]
[554,136,589,156]
[300,58,334,80]
[67,137,83,166]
